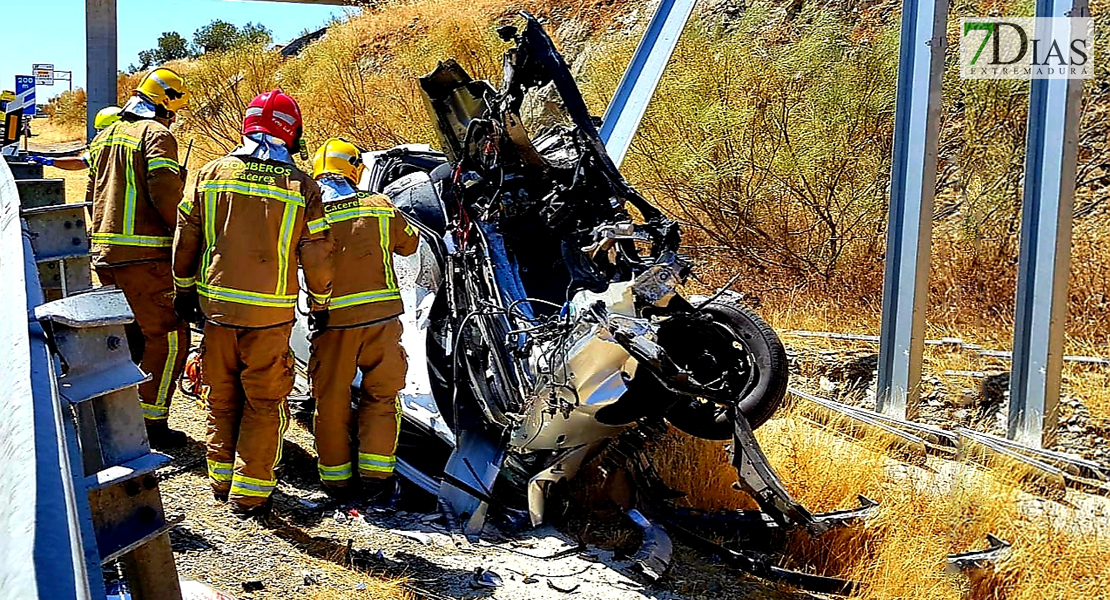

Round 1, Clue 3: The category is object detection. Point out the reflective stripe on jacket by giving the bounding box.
[173,156,334,328]
[85,118,184,265]
[308,179,418,328]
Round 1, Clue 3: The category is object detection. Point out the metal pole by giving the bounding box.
[85,0,117,143]
[1008,0,1088,448]
[874,0,948,420]
[599,0,698,168]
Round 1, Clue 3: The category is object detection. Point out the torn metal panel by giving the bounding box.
[438,423,506,537]
[626,509,672,581]
[396,458,441,496]
[526,444,597,527]
[730,410,877,533]
[393,238,453,446]
[660,516,861,596]
[946,534,1011,575]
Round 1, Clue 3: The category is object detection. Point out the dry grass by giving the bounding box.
[172,0,638,168]
[30,118,84,145]
[652,405,1110,600]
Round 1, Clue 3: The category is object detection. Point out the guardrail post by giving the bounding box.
[875,0,949,420]
[86,0,117,143]
[1008,0,1089,449]
[1,153,105,600]
[599,0,698,168]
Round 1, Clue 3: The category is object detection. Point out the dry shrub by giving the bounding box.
[175,44,285,161]
[583,5,899,288]
[277,0,629,152]
[575,0,1110,349]
[115,71,143,106]
[45,89,87,131]
[168,0,635,171]
[31,119,85,145]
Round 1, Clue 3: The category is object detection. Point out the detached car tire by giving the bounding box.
[662,297,789,439]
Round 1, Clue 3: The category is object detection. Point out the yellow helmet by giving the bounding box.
[135,67,189,113]
[312,138,364,183]
[94,106,122,130]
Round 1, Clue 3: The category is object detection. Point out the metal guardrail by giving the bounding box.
[785,330,1110,366]
[1,155,183,600]
[790,388,1109,499]
[0,155,100,599]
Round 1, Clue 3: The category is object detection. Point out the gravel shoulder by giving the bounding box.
[159,389,807,600]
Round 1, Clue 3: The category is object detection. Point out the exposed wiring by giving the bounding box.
[449,305,509,435]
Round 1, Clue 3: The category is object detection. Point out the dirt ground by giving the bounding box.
[27,116,85,151]
[155,381,815,600]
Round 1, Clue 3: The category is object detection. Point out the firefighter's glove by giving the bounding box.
[308,309,330,338]
[27,154,55,166]
[174,292,204,325]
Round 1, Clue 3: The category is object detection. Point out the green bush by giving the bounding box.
[585,5,900,283]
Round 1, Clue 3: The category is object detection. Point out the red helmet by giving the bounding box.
[242,89,303,148]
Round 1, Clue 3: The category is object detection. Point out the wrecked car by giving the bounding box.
[290,12,875,594]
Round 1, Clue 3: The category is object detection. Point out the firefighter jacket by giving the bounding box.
[173,155,334,329]
[310,176,419,329]
[86,118,184,265]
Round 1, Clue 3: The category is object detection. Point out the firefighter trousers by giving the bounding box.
[202,322,294,508]
[95,260,189,422]
[309,318,407,487]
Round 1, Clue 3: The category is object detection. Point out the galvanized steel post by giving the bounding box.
[1008,0,1088,448]
[86,0,117,143]
[599,0,698,168]
[875,0,948,420]
[0,159,104,600]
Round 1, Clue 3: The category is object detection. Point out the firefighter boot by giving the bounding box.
[229,496,273,521]
[360,476,397,506]
[323,481,359,505]
[146,419,189,449]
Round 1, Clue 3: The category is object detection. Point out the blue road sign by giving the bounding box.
[15,75,35,116]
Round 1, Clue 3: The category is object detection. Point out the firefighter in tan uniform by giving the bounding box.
[87,68,190,448]
[307,139,418,501]
[173,90,333,518]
